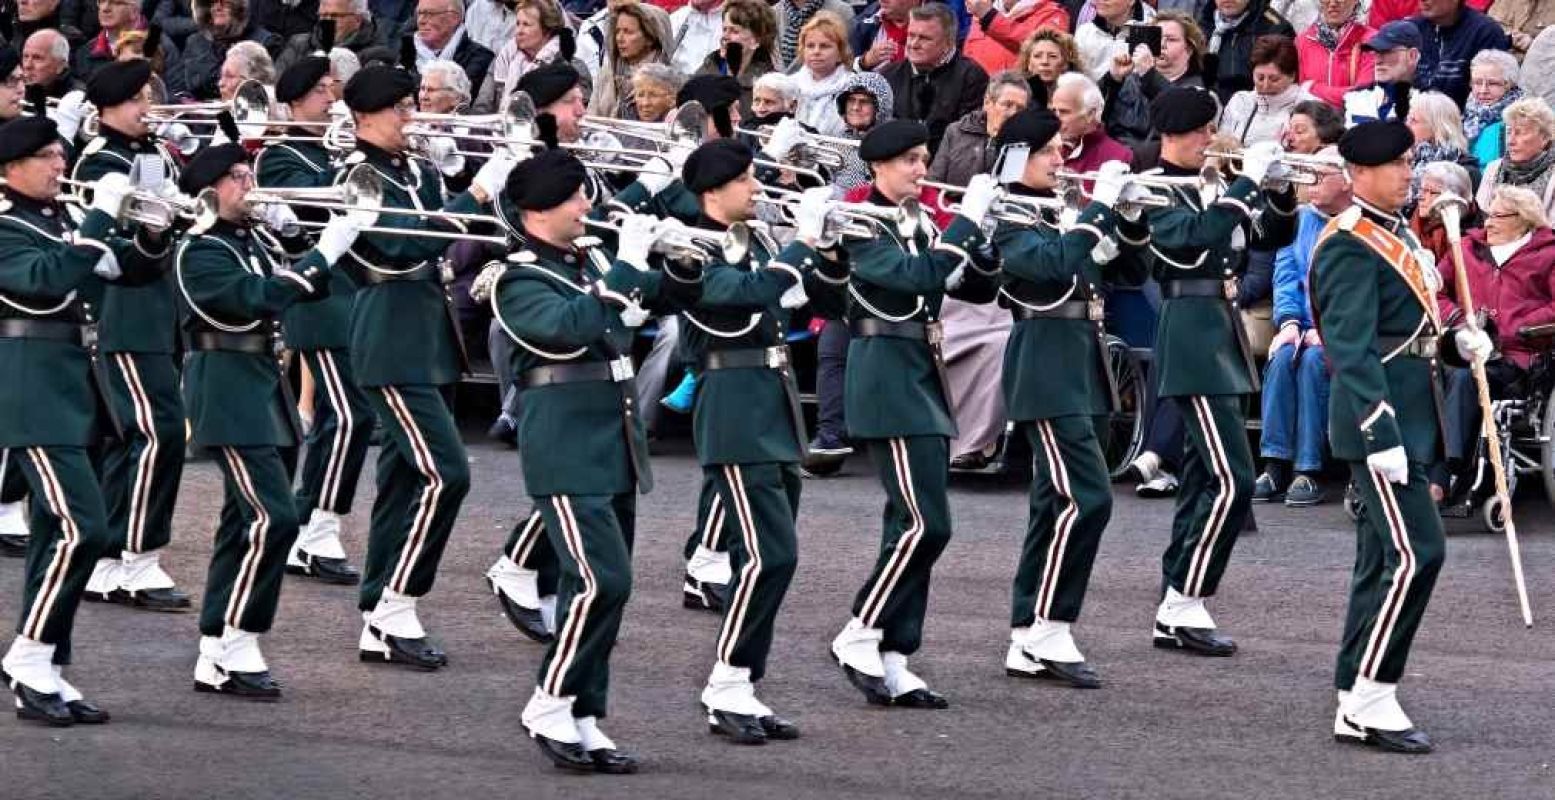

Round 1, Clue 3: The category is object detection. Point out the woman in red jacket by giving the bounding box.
[962,0,1069,75]
[1295,0,1373,107]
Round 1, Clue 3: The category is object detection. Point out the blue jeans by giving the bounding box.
[1259,344,1330,473]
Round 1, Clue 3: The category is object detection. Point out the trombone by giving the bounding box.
[736,124,856,170]
[5,175,212,229]
[244,165,511,245]
[583,100,829,184]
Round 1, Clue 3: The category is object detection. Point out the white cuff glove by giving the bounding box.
[315,214,363,265]
[663,143,693,172]
[1239,141,1284,184]
[259,202,300,237]
[794,186,833,243]
[92,250,122,280]
[761,117,804,160]
[615,213,658,271]
[957,173,1000,226]
[1366,445,1409,485]
[1455,328,1494,362]
[636,157,676,196]
[89,172,133,219]
[425,136,466,177]
[472,153,517,202]
[52,90,89,142]
[1090,160,1132,207]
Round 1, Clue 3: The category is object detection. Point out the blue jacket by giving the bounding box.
[1273,205,1330,330]
[1413,8,1510,107]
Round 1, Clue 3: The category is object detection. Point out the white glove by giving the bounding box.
[52,90,89,142]
[663,143,693,172]
[636,157,676,195]
[615,213,658,271]
[1366,445,1409,485]
[761,117,805,160]
[158,122,198,155]
[472,153,518,201]
[957,174,1001,226]
[1090,160,1132,208]
[424,136,466,177]
[793,186,833,243]
[1239,141,1284,184]
[259,202,300,237]
[1455,328,1494,362]
[315,214,363,265]
[89,172,133,219]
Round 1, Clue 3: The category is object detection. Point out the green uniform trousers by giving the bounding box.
[201,447,301,637]
[101,352,185,555]
[536,492,635,720]
[709,463,799,682]
[1011,417,1112,628]
[359,385,471,612]
[681,474,734,560]
[1336,461,1445,689]
[850,436,952,656]
[503,506,559,597]
[1,449,28,503]
[295,348,374,518]
[1161,394,1254,598]
[15,446,111,665]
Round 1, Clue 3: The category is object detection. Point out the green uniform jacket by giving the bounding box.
[494,234,700,496]
[335,142,484,387]
[0,191,169,447]
[842,192,996,439]
[1146,169,1296,397]
[71,128,181,354]
[607,180,702,223]
[256,139,357,352]
[177,220,328,448]
[995,195,1149,420]
[681,221,848,465]
[1310,202,1445,463]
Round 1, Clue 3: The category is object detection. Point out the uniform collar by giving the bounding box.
[697,212,731,231]
[1,186,65,219]
[1354,196,1407,234]
[356,140,411,171]
[206,217,255,242]
[1006,182,1053,198]
[1158,159,1200,177]
[99,123,156,152]
[520,225,584,269]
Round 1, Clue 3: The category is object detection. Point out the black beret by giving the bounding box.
[858,119,930,162]
[995,107,1061,150]
[178,143,250,195]
[677,74,741,113]
[0,116,59,164]
[86,58,153,108]
[275,56,331,104]
[504,149,588,211]
[1338,120,1414,167]
[1149,86,1220,135]
[344,65,416,113]
[0,47,19,81]
[517,62,582,109]
[682,138,754,194]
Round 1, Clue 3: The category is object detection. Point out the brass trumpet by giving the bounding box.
[582,213,751,264]
[1202,149,1340,186]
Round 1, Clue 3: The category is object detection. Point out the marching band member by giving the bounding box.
[674,139,847,744]
[827,119,999,709]
[0,48,33,558]
[0,114,171,726]
[175,141,364,699]
[989,107,1149,688]
[72,59,193,612]
[257,54,369,586]
[1141,86,1295,657]
[1311,115,1450,754]
[489,149,700,773]
[336,63,515,670]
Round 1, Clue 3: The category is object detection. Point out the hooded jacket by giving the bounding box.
[831,70,893,194]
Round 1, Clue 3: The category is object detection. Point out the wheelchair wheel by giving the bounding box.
[1541,383,1555,510]
[1483,494,1509,534]
[1104,336,1147,480]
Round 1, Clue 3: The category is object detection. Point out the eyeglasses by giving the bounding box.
[226,169,256,184]
[1488,211,1519,220]
[393,99,416,115]
[416,8,456,18]
[1471,78,1508,89]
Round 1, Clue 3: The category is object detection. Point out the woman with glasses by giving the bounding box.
[1465,49,1522,168]
[1478,96,1555,220]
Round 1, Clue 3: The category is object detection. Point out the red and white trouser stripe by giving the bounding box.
[1033,421,1079,620]
[858,438,925,627]
[715,466,762,664]
[220,448,269,628]
[379,387,443,595]
[114,353,158,553]
[1184,396,1236,596]
[312,350,357,513]
[542,495,596,697]
[1359,467,1418,680]
[20,449,82,640]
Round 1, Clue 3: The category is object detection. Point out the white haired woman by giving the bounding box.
[1435,185,1555,507]
[1465,49,1522,167]
[749,71,798,125]
[181,0,284,101]
[1406,91,1475,205]
[1478,96,1555,219]
[1409,160,1479,268]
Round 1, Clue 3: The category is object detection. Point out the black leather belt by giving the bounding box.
[519,357,634,389]
[0,318,84,344]
[1377,335,1438,359]
[1160,279,1232,299]
[190,331,271,354]
[361,262,435,285]
[1011,300,1097,321]
[701,346,789,371]
[852,318,929,340]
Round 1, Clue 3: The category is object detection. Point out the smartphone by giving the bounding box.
[1125,23,1163,59]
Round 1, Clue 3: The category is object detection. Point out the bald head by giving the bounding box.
[22,29,69,86]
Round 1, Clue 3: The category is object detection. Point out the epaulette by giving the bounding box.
[81,136,107,157]
[1336,205,1362,231]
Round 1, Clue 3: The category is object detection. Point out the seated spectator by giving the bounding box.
[179,0,286,101]
[1218,34,1304,145]
[215,39,273,101]
[589,0,672,117]
[1407,90,1476,204]
[475,0,591,113]
[748,71,795,125]
[154,0,199,47]
[1016,28,1080,100]
[1436,185,1555,505]
[1254,145,1345,507]
[74,0,185,93]
[1412,0,1510,107]
[1052,70,1130,172]
[829,69,892,192]
[668,0,724,76]
[1479,97,1555,219]
[1280,97,1342,153]
[696,0,778,118]
[849,0,918,71]
[1465,49,1520,168]
[629,62,682,121]
[23,28,79,97]
[327,45,359,94]
[773,0,853,68]
[275,0,388,74]
[879,2,989,154]
[465,0,517,53]
[17,0,86,46]
[249,0,318,40]
[789,10,851,135]
[1100,10,1205,149]
[1075,0,1153,82]
[1198,0,1294,103]
[1342,20,1418,126]
[929,69,1028,190]
[412,0,495,93]
[961,0,1068,76]
[1294,0,1370,107]
[1410,160,1479,267]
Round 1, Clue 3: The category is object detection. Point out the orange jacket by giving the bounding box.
[963,1,1070,76]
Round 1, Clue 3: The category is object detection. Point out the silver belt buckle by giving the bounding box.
[608,356,634,382]
[765,345,788,369]
[926,320,944,346]
[82,323,99,350]
[438,261,455,285]
[1087,297,1105,322]
[1222,277,1239,302]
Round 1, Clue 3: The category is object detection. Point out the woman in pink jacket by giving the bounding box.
[962,0,1069,76]
[1295,0,1373,107]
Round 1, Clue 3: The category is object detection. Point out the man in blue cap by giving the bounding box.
[1342,21,1421,127]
